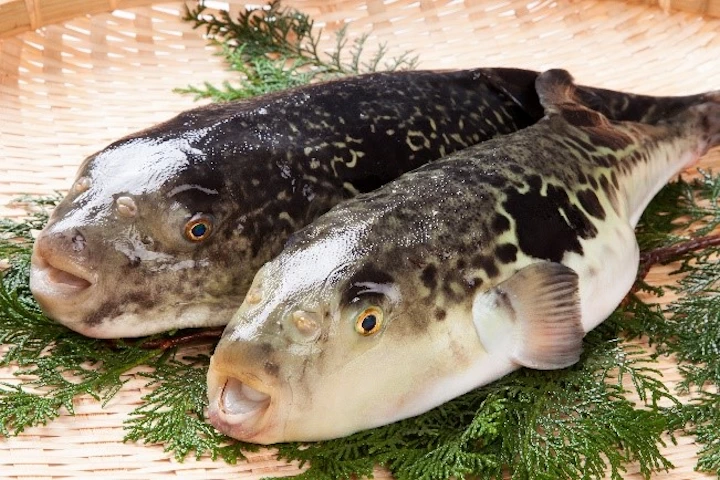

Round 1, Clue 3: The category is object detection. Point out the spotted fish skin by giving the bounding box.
[30,68,716,338]
[208,70,720,444]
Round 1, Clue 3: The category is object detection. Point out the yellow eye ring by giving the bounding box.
[184,215,213,242]
[355,307,383,336]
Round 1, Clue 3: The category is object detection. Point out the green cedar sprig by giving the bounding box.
[634,170,720,252]
[629,171,720,477]
[178,0,419,101]
[123,352,259,462]
[668,393,720,473]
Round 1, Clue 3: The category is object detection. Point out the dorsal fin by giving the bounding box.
[535,69,578,115]
[536,69,611,128]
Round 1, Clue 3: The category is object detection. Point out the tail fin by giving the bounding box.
[575,87,712,125]
[695,94,720,151]
[665,91,720,156]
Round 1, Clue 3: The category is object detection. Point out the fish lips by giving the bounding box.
[29,239,97,328]
[206,362,284,444]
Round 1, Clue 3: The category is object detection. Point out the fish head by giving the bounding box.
[207,218,475,444]
[30,133,250,338]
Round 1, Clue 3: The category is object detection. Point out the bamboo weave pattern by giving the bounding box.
[1,0,719,478]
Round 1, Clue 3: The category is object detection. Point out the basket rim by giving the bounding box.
[0,0,159,39]
[2,0,720,39]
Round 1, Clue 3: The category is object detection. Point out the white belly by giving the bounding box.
[563,218,639,333]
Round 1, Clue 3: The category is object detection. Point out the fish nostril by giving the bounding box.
[245,287,263,305]
[73,176,92,194]
[47,229,87,253]
[291,310,320,336]
[72,230,86,252]
[116,196,138,218]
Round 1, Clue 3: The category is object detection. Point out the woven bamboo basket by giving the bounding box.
[1,0,720,478]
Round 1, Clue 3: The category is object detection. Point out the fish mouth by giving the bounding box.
[207,370,276,444]
[30,246,94,298]
[220,377,271,415]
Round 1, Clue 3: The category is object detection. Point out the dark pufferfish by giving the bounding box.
[29,67,713,338]
[208,70,720,444]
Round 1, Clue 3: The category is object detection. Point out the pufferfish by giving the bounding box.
[207,69,720,444]
[29,67,710,338]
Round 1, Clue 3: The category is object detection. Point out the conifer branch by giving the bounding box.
[178,0,418,102]
[637,233,720,281]
[136,328,224,350]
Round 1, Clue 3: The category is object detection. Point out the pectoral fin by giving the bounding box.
[473,261,584,370]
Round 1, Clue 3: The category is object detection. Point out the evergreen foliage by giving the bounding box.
[1,1,719,478]
[124,353,258,462]
[177,0,418,101]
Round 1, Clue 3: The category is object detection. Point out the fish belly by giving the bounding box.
[564,217,639,333]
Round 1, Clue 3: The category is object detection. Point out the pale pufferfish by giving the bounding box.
[28,68,713,339]
[207,69,720,444]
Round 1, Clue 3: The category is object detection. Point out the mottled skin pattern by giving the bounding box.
[30,67,715,338]
[208,70,720,444]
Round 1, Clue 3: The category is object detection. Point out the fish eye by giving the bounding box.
[184,214,214,242]
[355,307,383,336]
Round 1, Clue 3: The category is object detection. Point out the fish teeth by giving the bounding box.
[221,378,269,415]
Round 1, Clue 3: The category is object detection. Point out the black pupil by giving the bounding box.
[361,314,377,332]
[191,223,207,238]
